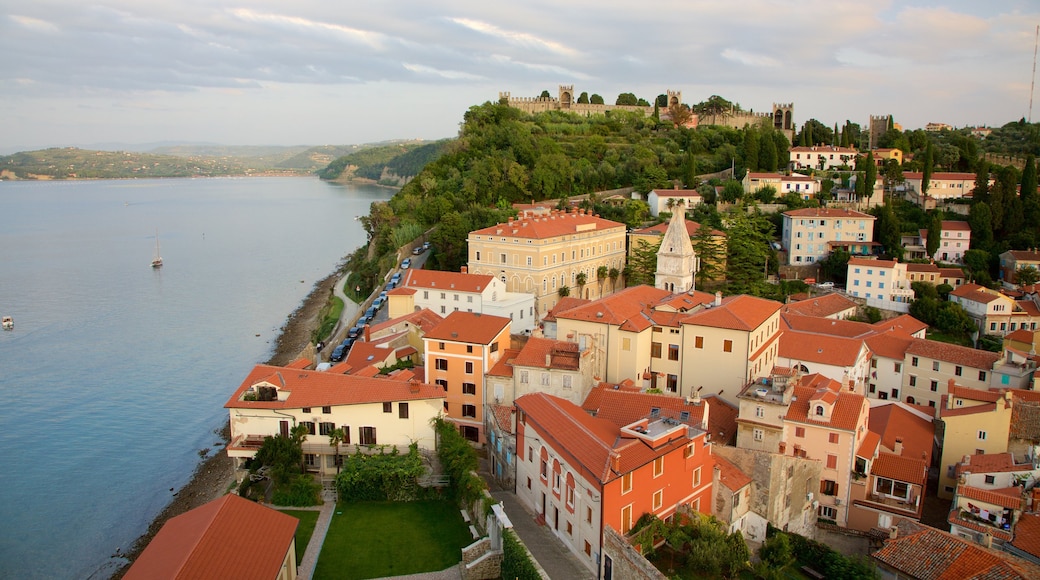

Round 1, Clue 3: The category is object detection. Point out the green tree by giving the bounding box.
[863,151,877,197]
[720,180,745,203]
[760,532,794,570]
[694,95,733,124]
[577,91,589,104]
[626,239,660,286]
[967,204,993,251]
[760,133,779,172]
[874,203,904,260]
[609,267,620,292]
[590,94,604,105]
[921,142,934,195]
[693,223,725,287]
[557,285,570,297]
[743,128,760,171]
[1017,266,1040,286]
[963,248,992,281]
[597,265,609,296]
[819,248,851,284]
[754,185,778,204]
[615,92,639,106]
[926,212,942,259]
[726,210,773,292]
[328,427,346,474]
[1021,155,1039,231]
[575,271,587,297]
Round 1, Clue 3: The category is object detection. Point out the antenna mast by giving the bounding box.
[1031,24,1039,123]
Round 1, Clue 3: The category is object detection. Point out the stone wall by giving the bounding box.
[461,537,503,580]
[600,525,668,580]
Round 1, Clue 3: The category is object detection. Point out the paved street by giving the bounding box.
[490,490,596,580]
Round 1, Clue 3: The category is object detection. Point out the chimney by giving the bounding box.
[894,438,904,456]
[364,324,371,343]
[409,379,420,394]
[545,353,551,367]
[714,291,722,307]
[889,526,898,540]
[461,266,467,274]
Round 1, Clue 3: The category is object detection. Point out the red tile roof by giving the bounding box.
[489,404,515,434]
[580,385,736,442]
[950,284,1005,304]
[632,219,726,238]
[424,311,510,344]
[873,518,1040,580]
[865,331,915,360]
[1010,512,1040,558]
[868,403,935,464]
[402,269,495,293]
[655,291,718,313]
[903,171,978,181]
[906,263,941,274]
[124,494,298,580]
[470,208,625,240]
[785,374,867,431]
[949,384,1004,403]
[779,330,867,367]
[955,452,1034,475]
[285,357,312,370]
[714,454,752,492]
[554,285,671,330]
[848,257,898,268]
[857,430,880,459]
[782,312,875,338]
[781,293,859,319]
[513,337,580,371]
[872,452,928,486]
[1005,250,1040,262]
[224,364,444,409]
[650,188,703,197]
[541,296,590,322]
[369,308,444,335]
[783,207,873,219]
[873,314,929,337]
[958,485,1024,510]
[487,348,520,377]
[682,294,782,332]
[906,339,1001,369]
[942,221,972,231]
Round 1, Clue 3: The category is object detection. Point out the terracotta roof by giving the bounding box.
[632,219,727,238]
[848,257,898,268]
[541,296,590,323]
[939,268,966,279]
[865,331,915,360]
[650,189,703,197]
[903,171,978,181]
[872,518,1040,580]
[402,269,495,293]
[947,511,1013,542]
[285,357,312,370]
[781,293,858,319]
[939,398,998,418]
[714,454,752,492]
[224,364,444,409]
[868,403,935,464]
[470,208,625,240]
[779,329,867,367]
[949,384,1004,403]
[341,341,397,372]
[1005,329,1035,343]
[1005,249,1040,262]
[424,311,510,344]
[942,221,972,231]
[554,285,671,330]
[682,294,782,332]
[581,387,739,445]
[949,284,1005,304]
[369,308,444,335]
[1010,512,1040,558]
[655,291,718,313]
[906,339,1000,369]
[958,485,1024,510]
[387,286,417,296]
[785,374,867,431]
[782,312,875,338]
[489,404,515,434]
[872,452,928,486]
[955,453,1033,476]
[124,494,298,580]
[784,207,874,219]
[516,392,699,484]
[513,337,580,371]
[1016,300,1040,316]
[873,314,930,337]
[907,263,941,274]
[856,430,880,459]
[789,145,858,154]
[487,348,519,377]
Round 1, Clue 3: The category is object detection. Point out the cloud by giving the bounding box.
[720,48,782,68]
[447,17,578,57]
[9,14,58,33]
[229,8,387,50]
[402,63,484,81]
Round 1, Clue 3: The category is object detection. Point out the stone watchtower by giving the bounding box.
[667,90,683,108]
[655,201,698,293]
[559,85,574,109]
[772,103,794,131]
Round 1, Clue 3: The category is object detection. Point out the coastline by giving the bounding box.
[111,271,341,578]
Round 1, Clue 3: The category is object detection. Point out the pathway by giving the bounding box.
[293,490,337,580]
[490,490,596,580]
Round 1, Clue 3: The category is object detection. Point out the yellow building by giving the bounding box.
[938,386,1014,499]
[467,208,627,318]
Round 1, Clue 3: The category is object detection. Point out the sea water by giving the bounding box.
[0,177,392,579]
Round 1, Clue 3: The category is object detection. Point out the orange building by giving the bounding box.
[515,392,714,575]
[423,311,511,443]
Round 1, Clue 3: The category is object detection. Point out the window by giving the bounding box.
[955,365,962,376]
[621,505,633,534]
[933,361,940,372]
[828,433,839,444]
[586,506,593,524]
[911,356,919,367]
[439,341,445,350]
[795,427,805,438]
[519,370,528,384]
[653,490,663,510]
[909,375,917,387]
[756,406,765,418]
[381,402,393,413]
[979,371,987,381]
[827,455,837,469]
[815,405,824,416]
[436,379,448,391]
[475,251,481,261]
[563,375,572,389]
[399,402,409,419]
[319,422,335,436]
[693,467,702,487]
[300,421,316,435]
[654,457,664,477]
[490,342,498,353]
[818,506,837,519]
[540,452,548,479]
[360,426,377,445]
[651,342,662,358]
[666,374,677,392]
[723,340,732,353]
[301,407,312,414]
[466,345,473,353]
[435,358,448,371]
[541,373,550,386]
[753,428,763,442]
[584,541,592,556]
[894,362,901,373]
[875,477,909,500]
[322,406,332,414]
[463,361,474,375]
[462,382,476,395]
[462,404,476,418]
[668,344,679,361]
[930,380,938,392]
[622,338,631,351]
[695,336,704,349]
[978,430,987,440]
[821,479,838,496]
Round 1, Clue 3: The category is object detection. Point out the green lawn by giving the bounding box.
[280,509,321,564]
[313,500,472,580]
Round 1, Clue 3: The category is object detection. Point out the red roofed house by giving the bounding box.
[741,172,821,200]
[781,207,875,265]
[948,452,1039,549]
[781,292,858,320]
[938,387,1015,499]
[680,293,784,405]
[845,257,914,312]
[125,494,299,580]
[514,392,713,575]
[647,187,703,217]
[507,336,593,406]
[901,341,1004,412]
[424,311,511,443]
[948,283,1040,336]
[777,313,874,394]
[900,171,984,207]
[225,365,445,484]
[712,454,754,535]
[390,268,536,333]
[788,145,857,171]
[1001,249,1040,286]
[872,518,1040,579]
[467,208,627,317]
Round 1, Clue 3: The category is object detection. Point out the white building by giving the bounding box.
[846,258,914,312]
[388,268,536,333]
[742,172,821,200]
[781,208,876,265]
[647,188,703,217]
[789,146,858,171]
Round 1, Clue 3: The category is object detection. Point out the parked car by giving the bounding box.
[422,241,430,251]
[348,326,362,339]
[402,258,411,269]
[364,306,378,320]
[373,296,385,309]
[391,273,401,286]
[341,336,356,350]
[412,247,423,255]
[330,344,347,362]
[357,313,370,326]
[816,281,835,289]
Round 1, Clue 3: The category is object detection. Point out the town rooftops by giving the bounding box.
[779,329,867,367]
[941,220,972,231]
[868,402,935,464]
[906,338,1001,369]
[789,145,858,154]
[402,269,495,293]
[781,293,858,319]
[958,485,1024,510]
[225,364,444,410]
[848,257,898,268]
[872,518,1040,579]
[369,308,444,335]
[512,337,580,371]
[649,188,703,198]
[631,219,725,238]
[681,294,782,332]
[782,312,875,338]
[487,348,519,378]
[747,172,817,181]
[903,171,978,181]
[785,374,866,432]
[949,284,1006,304]
[424,311,510,344]
[906,263,941,274]
[469,208,625,240]
[873,314,929,337]
[1010,512,1040,561]
[554,285,672,330]
[714,454,752,492]
[1004,249,1040,262]
[956,452,1035,476]
[872,452,928,486]
[124,494,298,580]
[783,207,873,219]
[541,296,590,323]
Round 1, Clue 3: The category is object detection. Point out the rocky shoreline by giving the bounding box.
[111,272,341,578]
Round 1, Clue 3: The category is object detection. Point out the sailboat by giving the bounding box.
[151,230,163,268]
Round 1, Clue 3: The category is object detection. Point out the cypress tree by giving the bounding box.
[864,152,877,198]
[761,134,778,172]
[1021,155,1039,231]
[926,212,942,259]
[921,143,934,195]
[744,128,760,171]
[973,159,990,204]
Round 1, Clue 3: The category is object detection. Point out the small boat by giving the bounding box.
[151,229,163,268]
[2,316,12,330]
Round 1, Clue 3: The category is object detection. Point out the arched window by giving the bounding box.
[815,406,824,416]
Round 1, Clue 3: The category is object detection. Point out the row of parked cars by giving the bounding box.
[329,271,405,362]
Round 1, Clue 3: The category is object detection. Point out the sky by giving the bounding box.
[2,0,1040,153]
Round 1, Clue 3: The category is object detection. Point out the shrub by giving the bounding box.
[272,474,322,507]
[501,529,541,580]
[336,444,426,502]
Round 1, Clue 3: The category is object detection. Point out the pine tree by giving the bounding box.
[761,135,778,172]
[1021,155,1039,231]
[743,128,760,171]
[973,159,990,204]
[833,123,839,146]
[692,223,725,287]
[921,143,934,195]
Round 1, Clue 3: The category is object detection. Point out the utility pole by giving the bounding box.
[1031,24,1039,123]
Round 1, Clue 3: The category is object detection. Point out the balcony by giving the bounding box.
[853,492,921,517]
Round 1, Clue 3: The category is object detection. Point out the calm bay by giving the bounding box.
[0,177,392,579]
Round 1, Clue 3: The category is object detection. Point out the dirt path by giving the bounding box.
[111,272,340,578]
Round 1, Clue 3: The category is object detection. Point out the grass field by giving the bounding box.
[280,509,321,563]
[313,500,472,580]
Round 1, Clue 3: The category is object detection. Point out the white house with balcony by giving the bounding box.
[389,268,536,333]
[742,172,821,200]
[846,258,915,312]
[789,146,858,170]
[782,208,876,265]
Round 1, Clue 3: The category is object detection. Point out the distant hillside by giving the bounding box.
[0,147,273,179]
[148,144,361,171]
[317,140,450,185]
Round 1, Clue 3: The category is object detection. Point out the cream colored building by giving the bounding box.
[789,145,858,170]
[938,387,1014,498]
[781,208,875,265]
[388,268,535,333]
[846,258,914,312]
[467,208,627,317]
